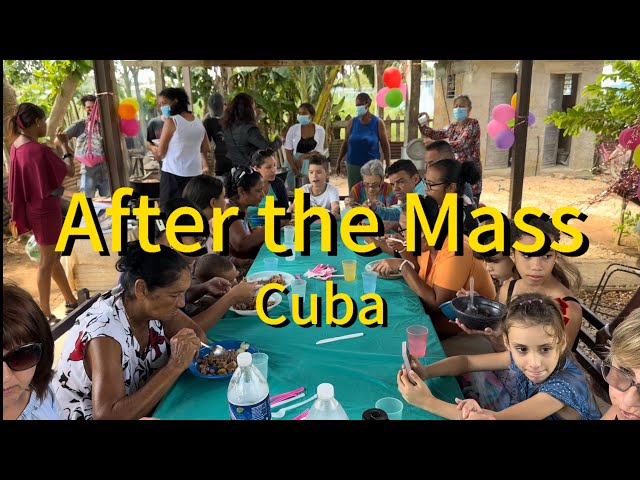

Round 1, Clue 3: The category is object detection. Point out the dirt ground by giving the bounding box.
[3,172,639,318]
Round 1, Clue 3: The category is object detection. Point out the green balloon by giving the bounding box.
[506,118,515,127]
[385,88,403,108]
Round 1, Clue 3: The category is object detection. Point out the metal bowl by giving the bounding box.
[451,296,506,331]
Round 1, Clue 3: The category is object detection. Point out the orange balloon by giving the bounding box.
[118,102,136,120]
[510,93,517,109]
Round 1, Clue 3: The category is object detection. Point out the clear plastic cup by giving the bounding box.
[283,225,295,244]
[285,243,296,262]
[263,258,278,271]
[375,397,403,420]
[406,325,429,358]
[251,352,269,381]
[289,279,307,314]
[362,271,378,294]
[342,259,357,282]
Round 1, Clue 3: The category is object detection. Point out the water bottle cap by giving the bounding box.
[237,351,252,367]
[317,383,334,400]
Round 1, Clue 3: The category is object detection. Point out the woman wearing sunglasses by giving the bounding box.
[226,166,266,259]
[601,309,640,420]
[3,282,61,420]
[53,242,208,420]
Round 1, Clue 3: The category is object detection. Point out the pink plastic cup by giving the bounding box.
[406,325,428,358]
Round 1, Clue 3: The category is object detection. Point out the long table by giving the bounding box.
[154,224,462,420]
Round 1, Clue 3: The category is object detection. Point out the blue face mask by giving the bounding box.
[297,114,310,125]
[453,107,468,122]
[356,105,367,117]
[160,105,172,118]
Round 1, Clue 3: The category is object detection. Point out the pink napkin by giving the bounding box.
[303,263,337,281]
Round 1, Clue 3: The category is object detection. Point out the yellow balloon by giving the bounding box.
[510,93,517,109]
[121,97,139,112]
[634,145,640,169]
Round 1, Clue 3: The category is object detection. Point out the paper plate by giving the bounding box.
[365,260,404,280]
[230,292,283,316]
[189,340,258,379]
[245,271,295,288]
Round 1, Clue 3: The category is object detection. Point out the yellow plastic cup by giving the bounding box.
[342,259,357,282]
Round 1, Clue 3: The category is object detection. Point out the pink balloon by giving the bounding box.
[492,104,516,123]
[620,127,640,150]
[376,87,389,109]
[120,118,139,137]
[495,129,515,150]
[400,83,407,100]
[487,119,509,138]
[528,112,536,126]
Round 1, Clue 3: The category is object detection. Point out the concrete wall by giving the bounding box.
[433,60,604,178]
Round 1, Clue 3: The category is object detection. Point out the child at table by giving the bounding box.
[191,254,238,313]
[397,292,602,420]
[600,308,640,420]
[288,154,341,219]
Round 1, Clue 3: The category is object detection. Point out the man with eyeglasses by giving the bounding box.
[600,310,640,420]
[368,160,426,231]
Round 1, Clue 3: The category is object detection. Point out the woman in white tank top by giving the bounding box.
[151,87,211,209]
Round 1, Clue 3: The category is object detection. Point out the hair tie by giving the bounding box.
[16,114,25,130]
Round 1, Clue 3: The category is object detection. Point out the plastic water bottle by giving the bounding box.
[227,352,271,420]
[306,383,349,420]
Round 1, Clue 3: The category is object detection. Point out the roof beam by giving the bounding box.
[123,60,382,68]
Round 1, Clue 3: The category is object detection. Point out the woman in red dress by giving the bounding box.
[8,103,78,323]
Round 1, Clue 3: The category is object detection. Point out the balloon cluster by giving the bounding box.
[376,67,407,109]
[118,97,140,137]
[487,93,535,150]
[619,126,640,169]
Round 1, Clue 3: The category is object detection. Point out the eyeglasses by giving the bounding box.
[3,343,42,371]
[601,361,640,393]
[425,181,448,191]
[397,226,407,237]
[363,182,382,190]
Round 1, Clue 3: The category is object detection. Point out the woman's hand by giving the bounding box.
[397,369,431,408]
[167,328,200,370]
[372,258,403,276]
[455,397,483,420]
[364,199,378,211]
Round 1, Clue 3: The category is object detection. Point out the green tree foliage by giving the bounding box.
[546,60,640,143]
[4,60,93,116]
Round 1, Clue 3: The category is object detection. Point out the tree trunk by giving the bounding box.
[122,66,133,97]
[3,71,18,174]
[46,74,81,141]
[131,67,147,148]
[314,66,339,126]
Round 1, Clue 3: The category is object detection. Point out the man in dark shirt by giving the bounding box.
[146,115,164,151]
[202,93,230,177]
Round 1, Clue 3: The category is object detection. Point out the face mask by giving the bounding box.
[160,105,172,118]
[453,107,468,121]
[356,105,367,117]
[297,114,310,125]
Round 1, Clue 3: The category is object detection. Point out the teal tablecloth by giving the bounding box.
[154,224,462,420]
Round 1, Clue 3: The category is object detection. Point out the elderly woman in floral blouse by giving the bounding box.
[419,94,482,203]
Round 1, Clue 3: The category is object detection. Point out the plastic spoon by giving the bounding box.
[467,276,478,315]
[271,394,317,419]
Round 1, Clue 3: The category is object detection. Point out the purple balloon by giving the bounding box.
[495,130,515,150]
[528,112,536,126]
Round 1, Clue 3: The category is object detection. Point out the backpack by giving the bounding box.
[75,99,105,167]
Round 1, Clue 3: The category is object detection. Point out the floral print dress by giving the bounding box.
[52,290,169,420]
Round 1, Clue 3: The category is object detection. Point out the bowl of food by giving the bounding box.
[189,340,257,379]
[230,292,283,316]
[451,296,506,331]
[245,271,295,289]
[365,260,403,280]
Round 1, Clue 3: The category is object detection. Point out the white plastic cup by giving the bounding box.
[285,243,296,262]
[251,352,269,381]
[283,225,295,244]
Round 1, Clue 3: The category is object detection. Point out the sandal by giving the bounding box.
[46,314,58,326]
[65,303,78,314]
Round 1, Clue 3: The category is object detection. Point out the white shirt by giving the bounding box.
[302,183,340,211]
[162,115,206,177]
[284,123,325,154]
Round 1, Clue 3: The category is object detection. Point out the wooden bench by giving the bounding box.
[51,289,101,341]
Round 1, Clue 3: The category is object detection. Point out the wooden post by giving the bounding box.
[375,61,384,119]
[405,60,421,145]
[182,67,193,108]
[153,61,165,95]
[93,60,129,192]
[508,60,534,218]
